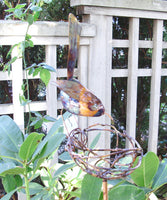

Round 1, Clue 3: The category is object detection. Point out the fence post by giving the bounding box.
[148,19,163,153]
[78,45,89,129]
[82,14,111,149]
[45,45,58,166]
[12,47,24,133]
[126,17,139,148]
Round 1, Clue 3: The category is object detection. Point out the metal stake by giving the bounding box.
[103,179,108,200]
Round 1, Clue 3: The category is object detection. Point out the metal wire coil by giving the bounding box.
[66,123,143,180]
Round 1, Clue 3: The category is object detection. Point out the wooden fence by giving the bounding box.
[71,0,167,153]
[0,0,167,159]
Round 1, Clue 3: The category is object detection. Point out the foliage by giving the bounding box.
[0,113,73,199]
[40,0,76,21]
[78,152,167,200]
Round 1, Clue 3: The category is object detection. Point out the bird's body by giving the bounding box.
[56,79,105,116]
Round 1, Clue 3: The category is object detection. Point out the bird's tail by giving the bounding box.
[67,13,81,80]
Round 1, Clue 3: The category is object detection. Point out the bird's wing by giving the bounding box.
[56,79,103,107]
[56,79,84,100]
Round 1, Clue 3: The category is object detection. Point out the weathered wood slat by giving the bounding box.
[0,101,62,115]
[45,45,58,123]
[112,40,154,48]
[0,21,96,37]
[148,19,163,153]
[0,36,90,45]
[0,104,14,115]
[71,0,167,12]
[12,47,24,132]
[126,18,139,147]
[76,6,167,20]
[78,45,89,129]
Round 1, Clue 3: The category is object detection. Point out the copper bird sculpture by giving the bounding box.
[56,13,105,117]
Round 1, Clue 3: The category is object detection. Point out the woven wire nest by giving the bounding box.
[66,123,143,180]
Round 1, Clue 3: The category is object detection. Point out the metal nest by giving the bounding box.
[66,123,143,180]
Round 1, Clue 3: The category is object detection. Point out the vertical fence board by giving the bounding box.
[78,45,89,129]
[12,47,24,132]
[148,20,163,153]
[126,18,139,148]
[105,16,113,151]
[45,45,58,165]
[83,14,110,149]
[46,45,57,123]
[106,16,112,124]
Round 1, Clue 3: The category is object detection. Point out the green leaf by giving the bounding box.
[0,166,25,176]
[0,188,18,200]
[19,94,31,106]
[27,14,34,25]
[29,182,44,195]
[43,115,56,122]
[33,112,71,158]
[39,63,56,72]
[89,132,101,149]
[31,192,47,200]
[3,56,18,73]
[34,119,43,129]
[33,157,46,172]
[28,67,35,75]
[9,56,17,63]
[114,156,133,170]
[64,189,81,199]
[19,132,44,161]
[2,175,16,193]
[0,162,16,175]
[30,119,39,127]
[26,63,37,70]
[108,185,145,200]
[30,5,42,12]
[0,116,24,161]
[59,151,72,162]
[5,8,15,12]
[40,68,51,86]
[80,174,102,200]
[29,40,34,47]
[14,9,25,19]
[33,11,40,22]
[33,67,41,77]
[152,159,167,189]
[25,34,32,40]
[6,43,18,58]
[15,175,23,188]
[32,111,42,118]
[54,162,75,178]
[40,132,66,158]
[131,152,159,187]
[15,3,26,9]
[4,0,12,8]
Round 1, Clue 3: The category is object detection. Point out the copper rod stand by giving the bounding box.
[103,179,108,200]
